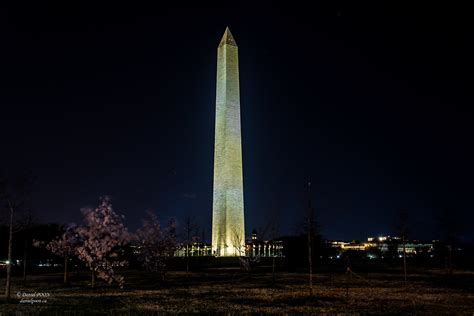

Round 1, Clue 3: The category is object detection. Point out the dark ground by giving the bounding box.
[1,262,474,315]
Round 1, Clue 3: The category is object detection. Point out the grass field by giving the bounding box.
[1,266,474,314]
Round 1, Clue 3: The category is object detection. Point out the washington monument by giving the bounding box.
[212,27,245,256]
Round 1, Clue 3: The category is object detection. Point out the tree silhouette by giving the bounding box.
[0,171,33,300]
[182,215,199,274]
[45,224,80,284]
[395,209,409,283]
[135,211,177,281]
[436,208,461,276]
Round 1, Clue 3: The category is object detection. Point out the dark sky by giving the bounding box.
[1,2,472,241]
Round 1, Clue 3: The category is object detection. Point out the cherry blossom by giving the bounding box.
[75,196,130,288]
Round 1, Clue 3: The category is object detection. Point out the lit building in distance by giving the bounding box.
[247,229,284,258]
[211,27,245,256]
[329,235,434,258]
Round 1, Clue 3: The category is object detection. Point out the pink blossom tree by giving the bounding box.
[135,211,177,281]
[75,196,130,288]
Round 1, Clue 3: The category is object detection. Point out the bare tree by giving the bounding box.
[4,199,14,301]
[293,181,319,297]
[18,211,36,284]
[396,209,409,283]
[135,212,177,281]
[257,204,281,285]
[233,228,260,279]
[306,182,315,297]
[269,212,280,285]
[436,208,461,276]
[0,171,33,300]
[200,227,209,256]
[44,224,80,284]
[182,215,199,275]
[231,228,246,257]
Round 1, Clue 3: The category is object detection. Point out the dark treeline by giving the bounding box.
[280,234,474,272]
[2,223,474,276]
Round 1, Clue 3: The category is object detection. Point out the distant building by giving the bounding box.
[174,229,283,258]
[367,235,400,243]
[397,242,434,254]
[175,242,212,257]
[329,235,434,257]
[247,229,283,258]
[251,228,257,241]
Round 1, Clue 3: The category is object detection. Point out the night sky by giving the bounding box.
[1,2,472,241]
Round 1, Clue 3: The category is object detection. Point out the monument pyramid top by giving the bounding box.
[218,27,237,47]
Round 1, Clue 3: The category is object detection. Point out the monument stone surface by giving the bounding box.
[211,27,245,256]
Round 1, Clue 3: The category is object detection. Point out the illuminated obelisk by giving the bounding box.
[212,27,245,256]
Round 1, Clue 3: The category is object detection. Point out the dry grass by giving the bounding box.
[1,268,473,314]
